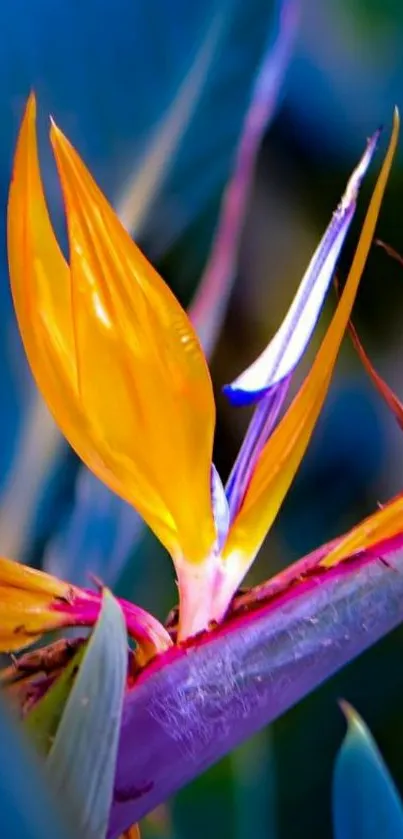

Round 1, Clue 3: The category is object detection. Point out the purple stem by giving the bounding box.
[109,548,403,837]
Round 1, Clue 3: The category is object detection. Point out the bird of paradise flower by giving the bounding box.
[0,94,402,839]
[0,83,397,674]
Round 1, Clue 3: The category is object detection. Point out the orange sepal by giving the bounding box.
[8,95,217,565]
[0,557,74,652]
[120,825,141,839]
[321,491,403,568]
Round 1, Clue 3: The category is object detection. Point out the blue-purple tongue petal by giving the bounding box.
[211,464,230,550]
[226,374,291,519]
[223,129,380,407]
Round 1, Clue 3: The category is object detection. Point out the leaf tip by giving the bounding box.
[339,699,367,737]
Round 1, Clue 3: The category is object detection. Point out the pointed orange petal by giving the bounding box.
[50,119,216,562]
[321,492,403,568]
[120,825,141,839]
[0,556,68,597]
[0,557,72,652]
[0,594,61,652]
[347,314,403,430]
[222,110,399,577]
[7,95,94,518]
[0,557,171,657]
[8,96,216,564]
[7,94,77,390]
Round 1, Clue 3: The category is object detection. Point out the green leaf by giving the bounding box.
[46,590,127,839]
[0,695,75,838]
[333,701,403,839]
[24,644,86,754]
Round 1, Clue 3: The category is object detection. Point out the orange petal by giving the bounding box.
[0,557,72,652]
[120,825,141,839]
[7,94,77,391]
[0,557,171,658]
[8,96,217,564]
[7,95,94,520]
[222,110,399,576]
[347,313,403,430]
[0,556,68,597]
[321,492,403,568]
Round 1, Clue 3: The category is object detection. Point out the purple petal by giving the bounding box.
[211,464,230,550]
[190,0,300,358]
[109,545,403,837]
[226,374,291,520]
[224,128,380,406]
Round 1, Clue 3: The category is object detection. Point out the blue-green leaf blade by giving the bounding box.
[0,696,74,839]
[333,702,403,839]
[24,643,86,754]
[47,590,127,839]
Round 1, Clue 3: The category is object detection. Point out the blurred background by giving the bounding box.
[1,0,403,836]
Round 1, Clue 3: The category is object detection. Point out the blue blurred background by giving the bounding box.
[1,0,403,836]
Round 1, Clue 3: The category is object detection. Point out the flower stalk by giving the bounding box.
[109,545,403,836]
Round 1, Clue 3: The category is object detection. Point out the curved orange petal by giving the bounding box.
[7,96,93,519]
[0,594,61,653]
[0,558,171,656]
[222,110,399,579]
[7,94,77,390]
[119,825,141,839]
[8,96,216,564]
[321,492,403,568]
[0,557,73,652]
[0,556,69,597]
